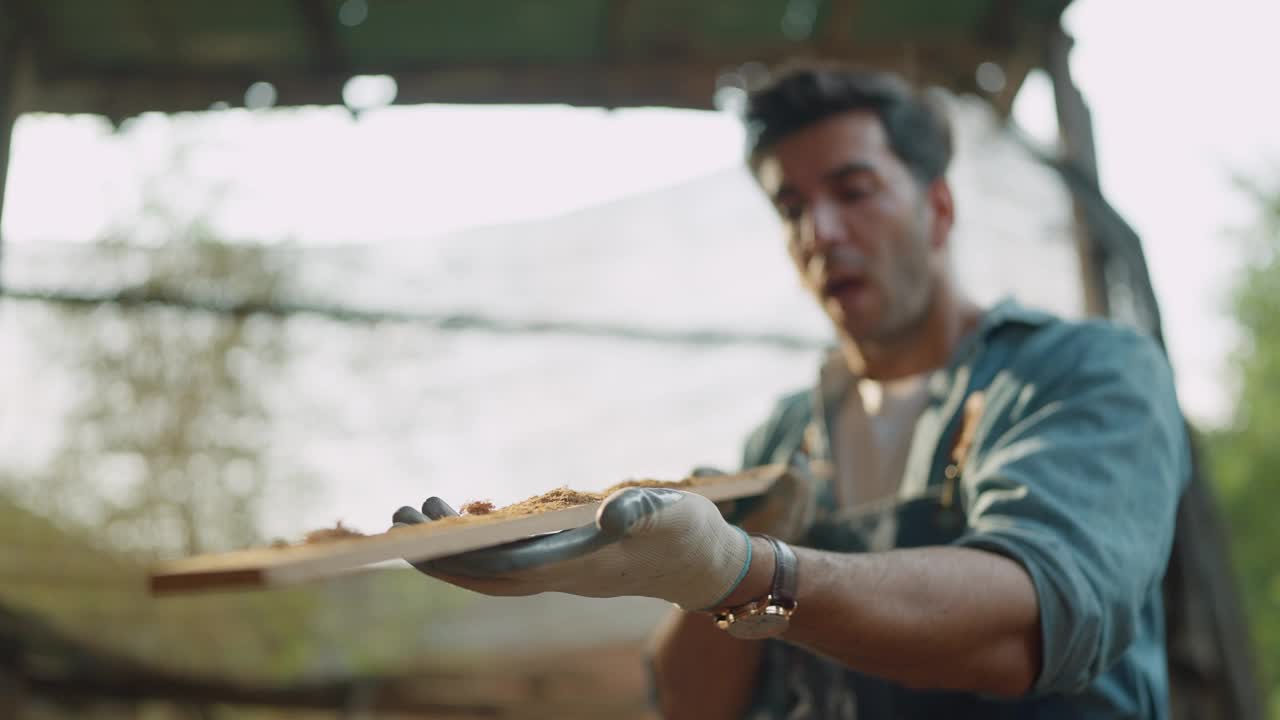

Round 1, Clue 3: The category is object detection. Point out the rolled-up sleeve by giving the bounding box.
[952,325,1189,696]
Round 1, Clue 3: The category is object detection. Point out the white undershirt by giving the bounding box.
[830,374,930,551]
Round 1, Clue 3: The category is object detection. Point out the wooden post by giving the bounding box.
[1163,436,1268,720]
[0,20,18,289]
[1044,22,1266,720]
[294,0,345,72]
[1045,27,1109,318]
[0,670,26,719]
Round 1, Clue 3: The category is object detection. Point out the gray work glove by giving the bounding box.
[695,465,817,545]
[392,487,753,611]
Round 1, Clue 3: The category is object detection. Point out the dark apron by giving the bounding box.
[749,325,1062,720]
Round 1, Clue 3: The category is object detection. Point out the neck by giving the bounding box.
[841,282,982,382]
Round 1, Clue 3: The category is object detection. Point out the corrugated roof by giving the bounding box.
[3,0,1071,119]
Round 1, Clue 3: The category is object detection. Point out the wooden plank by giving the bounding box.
[149,465,786,596]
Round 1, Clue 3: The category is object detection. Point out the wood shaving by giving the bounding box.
[460,500,496,516]
[303,521,366,544]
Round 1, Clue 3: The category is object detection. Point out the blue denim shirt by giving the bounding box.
[740,300,1189,719]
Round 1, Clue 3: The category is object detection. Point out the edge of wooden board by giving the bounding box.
[149,567,266,595]
[148,464,785,595]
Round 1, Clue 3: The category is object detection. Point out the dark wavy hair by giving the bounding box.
[743,63,953,185]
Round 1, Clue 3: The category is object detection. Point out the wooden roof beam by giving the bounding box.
[820,0,861,55]
[22,44,1001,118]
[294,0,346,72]
[2,0,51,66]
[602,0,634,60]
[134,0,182,63]
[588,0,635,108]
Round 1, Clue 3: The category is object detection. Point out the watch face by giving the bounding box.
[726,612,790,640]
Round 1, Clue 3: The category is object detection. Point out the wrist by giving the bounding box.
[705,535,776,611]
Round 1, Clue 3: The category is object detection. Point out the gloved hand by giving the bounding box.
[392,487,753,611]
[695,465,817,544]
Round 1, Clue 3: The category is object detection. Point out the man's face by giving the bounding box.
[755,111,949,344]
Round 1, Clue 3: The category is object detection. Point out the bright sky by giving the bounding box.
[4,0,1277,428]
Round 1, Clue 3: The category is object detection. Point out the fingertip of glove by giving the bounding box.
[422,496,460,519]
[393,506,428,525]
[596,487,686,537]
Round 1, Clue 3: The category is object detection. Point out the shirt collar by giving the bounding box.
[949,297,1056,366]
[816,297,1055,393]
[972,297,1057,337]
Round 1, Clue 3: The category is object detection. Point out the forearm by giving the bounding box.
[648,608,764,720]
[783,545,1042,697]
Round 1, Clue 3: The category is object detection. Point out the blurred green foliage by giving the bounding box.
[0,487,472,683]
[1206,179,1280,719]
[7,145,298,557]
[0,145,476,715]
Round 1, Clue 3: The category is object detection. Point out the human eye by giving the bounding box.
[836,179,875,204]
[776,201,805,221]
[831,169,878,205]
[836,189,868,206]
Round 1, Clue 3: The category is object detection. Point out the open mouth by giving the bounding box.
[824,276,867,297]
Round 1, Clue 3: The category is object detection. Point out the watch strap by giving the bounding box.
[753,533,798,610]
[711,534,800,636]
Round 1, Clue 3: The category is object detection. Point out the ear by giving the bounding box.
[926,178,955,250]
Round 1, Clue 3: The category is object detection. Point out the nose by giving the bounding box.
[798,199,847,252]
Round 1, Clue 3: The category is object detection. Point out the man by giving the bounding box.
[394,65,1189,719]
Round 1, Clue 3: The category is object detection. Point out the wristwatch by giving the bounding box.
[712,534,798,639]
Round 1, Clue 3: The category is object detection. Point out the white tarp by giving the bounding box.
[1,95,1080,547]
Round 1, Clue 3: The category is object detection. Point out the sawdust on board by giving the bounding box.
[298,476,713,543]
[446,477,707,519]
[495,488,607,514]
[605,478,701,493]
[302,520,367,545]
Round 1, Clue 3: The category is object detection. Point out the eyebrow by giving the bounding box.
[823,161,877,184]
[771,161,878,205]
